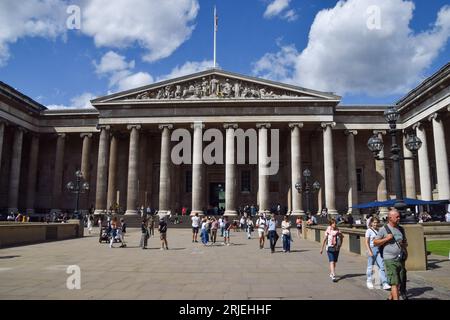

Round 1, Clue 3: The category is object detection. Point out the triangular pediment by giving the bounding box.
[92,69,340,104]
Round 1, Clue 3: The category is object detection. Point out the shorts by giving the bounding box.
[223,230,230,238]
[327,249,340,262]
[192,227,199,234]
[384,259,406,286]
[258,230,265,238]
[160,233,167,240]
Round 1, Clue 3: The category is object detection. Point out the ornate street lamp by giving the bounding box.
[367,106,422,223]
[295,169,320,215]
[66,170,90,219]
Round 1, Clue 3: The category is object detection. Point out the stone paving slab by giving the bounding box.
[0,227,449,300]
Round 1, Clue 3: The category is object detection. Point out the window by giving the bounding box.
[185,170,192,193]
[241,170,251,192]
[356,168,363,192]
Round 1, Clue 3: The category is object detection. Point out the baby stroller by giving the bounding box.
[99,227,109,243]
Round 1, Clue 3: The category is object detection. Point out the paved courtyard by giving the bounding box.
[1,227,449,300]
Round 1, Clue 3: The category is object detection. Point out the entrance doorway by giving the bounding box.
[209,183,225,213]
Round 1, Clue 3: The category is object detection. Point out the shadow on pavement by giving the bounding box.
[406,286,434,298]
[335,273,365,282]
[0,255,21,259]
[426,258,450,270]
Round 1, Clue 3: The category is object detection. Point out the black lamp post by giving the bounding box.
[367,106,422,223]
[295,169,321,216]
[66,170,90,220]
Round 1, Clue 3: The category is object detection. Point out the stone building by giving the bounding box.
[0,65,449,217]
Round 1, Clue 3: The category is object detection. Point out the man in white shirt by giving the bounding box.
[256,214,268,249]
[445,211,450,223]
[191,213,200,243]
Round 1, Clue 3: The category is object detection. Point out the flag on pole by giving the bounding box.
[215,7,218,32]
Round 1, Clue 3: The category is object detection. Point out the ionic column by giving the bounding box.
[158,124,173,217]
[429,113,450,200]
[289,123,304,216]
[345,130,359,215]
[51,133,66,213]
[403,131,416,199]
[373,130,388,216]
[413,122,432,200]
[80,133,92,182]
[191,123,205,216]
[107,133,118,211]
[94,125,110,214]
[126,125,141,215]
[224,123,238,216]
[321,122,337,215]
[257,123,271,214]
[7,127,25,213]
[26,134,40,214]
[0,121,6,172]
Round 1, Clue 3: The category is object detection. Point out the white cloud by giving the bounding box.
[81,0,200,62]
[254,0,450,96]
[0,0,68,66]
[47,92,97,109]
[94,51,153,92]
[264,0,297,21]
[157,60,214,82]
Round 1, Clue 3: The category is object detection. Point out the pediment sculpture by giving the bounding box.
[129,75,304,100]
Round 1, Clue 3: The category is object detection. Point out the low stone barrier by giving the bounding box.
[303,224,427,271]
[0,220,83,248]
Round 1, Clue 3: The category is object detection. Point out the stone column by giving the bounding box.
[80,133,92,182]
[373,130,389,216]
[289,123,304,216]
[51,133,66,213]
[403,131,416,199]
[158,124,173,217]
[321,122,337,215]
[7,127,25,213]
[0,121,6,172]
[345,130,359,215]
[107,133,118,211]
[224,123,238,216]
[26,134,40,214]
[429,113,450,200]
[257,123,271,214]
[191,123,205,216]
[94,125,110,214]
[126,125,141,215]
[414,122,432,200]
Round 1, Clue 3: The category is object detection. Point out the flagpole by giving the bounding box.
[214,6,217,68]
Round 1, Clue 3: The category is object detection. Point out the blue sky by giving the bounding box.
[0,0,449,108]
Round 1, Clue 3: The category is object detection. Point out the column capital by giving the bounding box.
[158,124,174,130]
[321,122,336,129]
[412,122,424,131]
[191,123,205,129]
[428,112,442,122]
[96,124,111,131]
[0,119,8,126]
[373,130,386,136]
[55,132,66,139]
[127,124,142,131]
[223,123,238,129]
[80,133,93,139]
[344,130,358,136]
[288,122,304,129]
[256,123,271,129]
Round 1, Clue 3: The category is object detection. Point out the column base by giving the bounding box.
[327,209,338,216]
[7,208,19,214]
[190,210,204,216]
[258,210,271,216]
[290,210,305,216]
[125,210,139,216]
[26,209,35,215]
[94,209,107,215]
[224,210,238,216]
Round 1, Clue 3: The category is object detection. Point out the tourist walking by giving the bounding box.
[218,216,225,237]
[281,216,292,253]
[148,215,155,237]
[191,212,200,243]
[200,217,209,245]
[109,216,118,248]
[365,217,390,290]
[256,214,268,249]
[211,217,218,244]
[159,217,168,250]
[223,216,231,246]
[374,209,408,300]
[246,217,254,239]
[87,215,93,234]
[119,218,127,248]
[295,216,303,239]
[268,215,279,253]
[140,219,149,249]
[320,219,344,282]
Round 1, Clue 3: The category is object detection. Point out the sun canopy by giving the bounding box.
[352,198,445,209]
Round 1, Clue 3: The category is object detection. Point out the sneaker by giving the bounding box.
[400,292,408,300]
[382,283,391,290]
[332,275,337,282]
[366,281,374,290]
[227,243,230,246]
